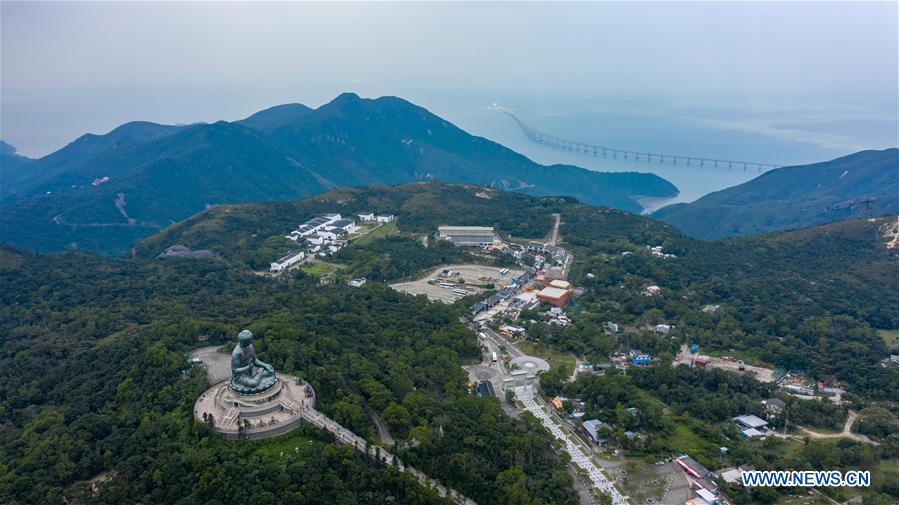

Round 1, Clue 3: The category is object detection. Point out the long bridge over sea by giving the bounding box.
[489,104,781,172]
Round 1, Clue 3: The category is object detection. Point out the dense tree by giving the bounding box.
[0,246,575,504]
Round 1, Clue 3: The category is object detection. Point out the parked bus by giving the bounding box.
[478,332,487,341]
[491,351,498,363]
[499,268,510,276]
[452,288,469,296]
[439,283,454,289]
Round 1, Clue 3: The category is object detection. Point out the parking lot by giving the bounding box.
[708,359,775,382]
[390,264,522,303]
[614,460,691,505]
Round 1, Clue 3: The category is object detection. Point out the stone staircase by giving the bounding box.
[221,407,239,427]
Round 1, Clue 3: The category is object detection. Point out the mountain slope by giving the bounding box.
[132,182,898,398]
[0,94,677,256]
[0,122,183,202]
[0,141,35,199]
[1,121,332,254]
[652,148,898,239]
[243,93,678,204]
[236,102,314,131]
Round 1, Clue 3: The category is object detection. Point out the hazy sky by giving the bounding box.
[2,1,897,158]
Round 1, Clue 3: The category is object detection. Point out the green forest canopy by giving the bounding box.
[2,182,898,504]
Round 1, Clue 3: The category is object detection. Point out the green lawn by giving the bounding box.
[301,260,343,277]
[252,431,313,458]
[877,329,899,350]
[350,221,399,246]
[873,458,899,484]
[659,422,721,463]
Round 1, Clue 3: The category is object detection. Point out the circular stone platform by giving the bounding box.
[193,373,315,440]
[510,355,550,374]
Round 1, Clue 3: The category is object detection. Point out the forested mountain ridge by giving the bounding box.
[135,182,899,397]
[0,93,677,256]
[134,182,586,265]
[563,212,899,398]
[653,148,899,239]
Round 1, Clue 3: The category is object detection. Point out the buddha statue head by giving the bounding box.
[238,329,254,347]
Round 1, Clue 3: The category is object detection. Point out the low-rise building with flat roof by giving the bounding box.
[740,428,764,438]
[437,225,495,246]
[537,286,569,307]
[549,279,571,290]
[733,414,768,430]
[675,455,718,496]
[583,419,604,443]
[329,219,357,233]
[270,250,305,272]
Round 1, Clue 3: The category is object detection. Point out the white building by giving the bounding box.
[376,214,395,223]
[437,226,495,246]
[500,324,526,335]
[502,369,537,398]
[329,219,357,233]
[348,278,366,287]
[316,228,344,241]
[270,251,305,272]
[294,214,343,238]
[358,212,375,221]
[733,415,768,431]
[655,324,672,335]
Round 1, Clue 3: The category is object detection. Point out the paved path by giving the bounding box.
[482,326,524,359]
[519,397,628,505]
[550,213,561,246]
[190,345,231,383]
[799,410,877,444]
[301,407,477,505]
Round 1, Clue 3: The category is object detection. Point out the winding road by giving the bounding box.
[799,410,877,445]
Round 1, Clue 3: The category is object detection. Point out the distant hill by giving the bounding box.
[135,182,596,263]
[0,141,35,198]
[0,93,677,256]
[1,123,182,202]
[652,148,898,239]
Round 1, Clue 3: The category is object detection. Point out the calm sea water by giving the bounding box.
[418,93,898,212]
